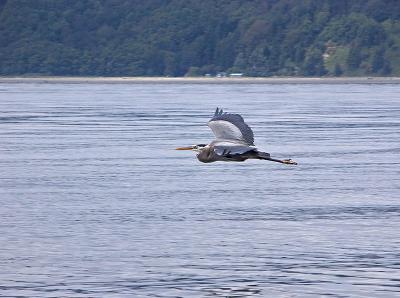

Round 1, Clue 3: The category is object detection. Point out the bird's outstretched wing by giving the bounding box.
[207,108,255,145]
[213,145,255,156]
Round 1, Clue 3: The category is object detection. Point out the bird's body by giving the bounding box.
[195,140,266,163]
[176,108,297,165]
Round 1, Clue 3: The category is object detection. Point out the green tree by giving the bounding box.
[302,48,327,76]
[371,48,385,73]
[347,45,362,70]
[334,63,343,76]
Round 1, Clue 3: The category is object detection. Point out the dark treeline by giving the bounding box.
[0,0,399,77]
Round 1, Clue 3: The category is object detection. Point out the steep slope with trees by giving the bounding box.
[0,0,399,76]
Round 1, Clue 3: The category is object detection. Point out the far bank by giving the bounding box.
[1,77,400,85]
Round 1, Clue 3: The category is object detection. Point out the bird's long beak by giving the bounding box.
[175,146,194,150]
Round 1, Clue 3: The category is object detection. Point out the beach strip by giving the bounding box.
[1,76,400,84]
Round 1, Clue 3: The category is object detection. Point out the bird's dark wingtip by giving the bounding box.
[215,107,224,116]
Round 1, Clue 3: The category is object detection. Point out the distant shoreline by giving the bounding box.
[1,76,400,84]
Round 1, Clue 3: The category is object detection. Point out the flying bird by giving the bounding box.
[176,108,297,165]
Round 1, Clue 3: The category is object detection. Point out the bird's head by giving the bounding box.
[175,144,207,152]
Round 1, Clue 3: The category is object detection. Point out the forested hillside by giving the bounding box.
[0,0,399,77]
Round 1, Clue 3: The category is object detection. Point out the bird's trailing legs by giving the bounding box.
[263,157,298,165]
[256,152,297,165]
[274,158,297,165]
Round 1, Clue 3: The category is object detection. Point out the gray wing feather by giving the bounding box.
[213,145,255,156]
[207,108,255,145]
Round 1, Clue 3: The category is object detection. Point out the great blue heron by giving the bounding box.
[176,108,297,165]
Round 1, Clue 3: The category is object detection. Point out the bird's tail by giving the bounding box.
[256,151,271,160]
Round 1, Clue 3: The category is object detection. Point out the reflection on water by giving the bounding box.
[1,83,400,297]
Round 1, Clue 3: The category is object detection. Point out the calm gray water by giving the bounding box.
[1,83,400,297]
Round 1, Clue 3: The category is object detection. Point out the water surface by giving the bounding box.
[1,83,400,297]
